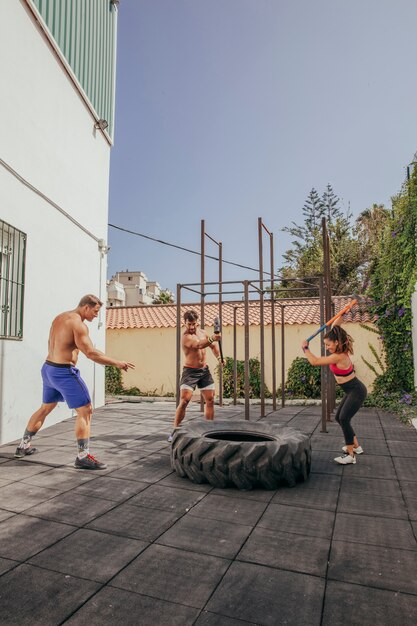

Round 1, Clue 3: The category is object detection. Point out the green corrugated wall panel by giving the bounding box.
[30,0,117,139]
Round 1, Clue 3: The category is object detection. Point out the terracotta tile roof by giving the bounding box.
[106,297,373,330]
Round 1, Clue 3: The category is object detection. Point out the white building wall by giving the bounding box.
[0,1,111,443]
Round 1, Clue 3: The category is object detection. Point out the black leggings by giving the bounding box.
[335,378,367,445]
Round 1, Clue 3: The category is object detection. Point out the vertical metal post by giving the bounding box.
[319,277,327,433]
[244,281,250,420]
[176,284,182,408]
[270,232,277,411]
[218,241,223,406]
[233,305,237,406]
[200,220,205,412]
[322,218,332,423]
[280,305,285,408]
[258,218,265,417]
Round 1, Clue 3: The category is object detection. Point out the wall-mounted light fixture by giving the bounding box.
[94,119,109,131]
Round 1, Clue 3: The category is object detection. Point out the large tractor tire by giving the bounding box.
[170,420,311,490]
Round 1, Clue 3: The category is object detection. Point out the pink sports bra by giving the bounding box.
[329,359,355,377]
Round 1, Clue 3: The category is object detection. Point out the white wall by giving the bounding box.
[0,1,111,443]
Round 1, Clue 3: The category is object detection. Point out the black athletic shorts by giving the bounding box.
[180,366,215,391]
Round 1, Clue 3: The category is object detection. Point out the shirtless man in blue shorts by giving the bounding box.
[14,294,134,469]
[168,309,223,442]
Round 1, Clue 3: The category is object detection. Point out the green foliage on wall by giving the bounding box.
[284,357,322,398]
[220,357,271,399]
[367,166,417,397]
[105,366,123,395]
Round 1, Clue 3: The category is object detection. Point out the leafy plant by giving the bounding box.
[219,357,271,399]
[105,366,123,395]
[284,357,322,398]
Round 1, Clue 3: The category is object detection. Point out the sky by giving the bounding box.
[107,0,417,298]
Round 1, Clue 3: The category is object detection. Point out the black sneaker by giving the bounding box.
[74,454,107,470]
[14,446,37,458]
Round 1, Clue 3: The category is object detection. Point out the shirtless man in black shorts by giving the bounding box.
[15,294,134,469]
[168,309,223,441]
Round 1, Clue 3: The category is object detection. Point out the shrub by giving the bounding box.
[284,357,322,398]
[105,366,123,395]
[220,357,271,399]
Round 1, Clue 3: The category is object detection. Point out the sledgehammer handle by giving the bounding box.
[305,299,357,343]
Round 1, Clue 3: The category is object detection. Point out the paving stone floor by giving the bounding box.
[0,401,417,625]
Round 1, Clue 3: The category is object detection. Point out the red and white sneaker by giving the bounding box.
[74,454,107,470]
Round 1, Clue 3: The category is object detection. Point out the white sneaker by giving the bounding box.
[167,434,173,443]
[342,445,364,455]
[334,453,356,465]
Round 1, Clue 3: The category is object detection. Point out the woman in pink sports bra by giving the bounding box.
[301,318,367,465]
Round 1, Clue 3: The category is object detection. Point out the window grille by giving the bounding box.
[0,220,26,339]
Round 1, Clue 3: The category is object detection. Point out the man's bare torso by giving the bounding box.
[46,311,82,365]
[182,328,208,368]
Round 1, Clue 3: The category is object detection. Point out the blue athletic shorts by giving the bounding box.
[41,361,91,409]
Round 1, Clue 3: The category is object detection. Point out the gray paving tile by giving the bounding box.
[328,540,417,594]
[0,508,15,523]
[209,486,276,502]
[72,475,149,502]
[188,494,267,526]
[157,515,252,559]
[19,449,76,466]
[0,481,62,513]
[387,440,417,457]
[22,467,98,491]
[0,557,19,575]
[25,492,116,525]
[87,501,180,541]
[195,612,258,626]
[108,454,172,482]
[310,435,344,451]
[0,564,100,625]
[237,526,330,576]
[354,438,390,455]
[111,543,230,608]
[322,580,417,626]
[333,513,417,550]
[405,497,417,521]
[383,428,417,441]
[311,450,343,475]
[157,472,213,492]
[394,457,417,481]
[400,481,417,499]
[348,454,396,479]
[271,482,337,511]
[206,561,324,626]
[128,484,206,512]
[0,514,76,560]
[258,502,335,539]
[0,477,14,488]
[0,461,51,480]
[29,528,147,582]
[338,490,408,519]
[340,475,400,497]
[65,586,199,626]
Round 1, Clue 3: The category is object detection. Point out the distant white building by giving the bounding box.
[0,1,119,444]
[107,271,167,306]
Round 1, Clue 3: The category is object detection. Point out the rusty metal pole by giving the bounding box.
[270,232,277,411]
[218,241,223,406]
[233,305,237,405]
[322,218,332,423]
[258,218,265,417]
[244,281,250,420]
[281,304,285,408]
[176,284,182,408]
[319,277,327,433]
[200,220,205,413]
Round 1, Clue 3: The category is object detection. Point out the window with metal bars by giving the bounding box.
[0,220,26,339]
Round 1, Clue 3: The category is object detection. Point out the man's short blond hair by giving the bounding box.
[78,294,103,308]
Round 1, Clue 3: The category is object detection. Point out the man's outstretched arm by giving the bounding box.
[73,320,134,370]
